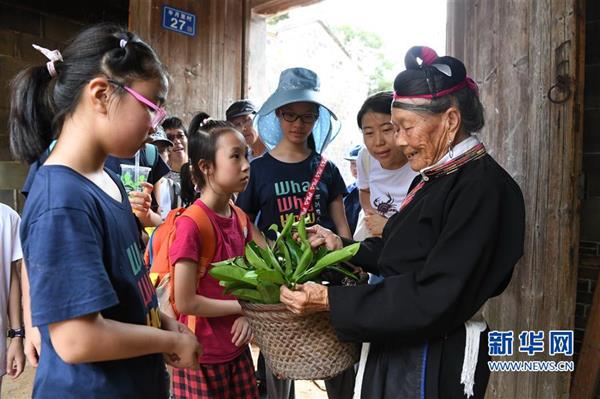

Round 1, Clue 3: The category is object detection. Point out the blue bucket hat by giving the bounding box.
[254,67,341,153]
[344,144,362,161]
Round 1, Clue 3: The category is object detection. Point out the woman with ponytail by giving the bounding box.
[280,46,526,399]
[10,24,200,398]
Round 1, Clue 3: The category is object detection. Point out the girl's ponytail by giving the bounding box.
[8,23,167,164]
[9,65,56,163]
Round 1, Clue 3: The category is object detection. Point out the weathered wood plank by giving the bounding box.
[571,275,600,397]
[0,161,29,190]
[251,0,321,15]
[129,0,243,123]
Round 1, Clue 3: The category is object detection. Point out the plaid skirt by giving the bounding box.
[172,348,258,399]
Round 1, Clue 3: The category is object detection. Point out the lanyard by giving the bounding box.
[300,156,328,216]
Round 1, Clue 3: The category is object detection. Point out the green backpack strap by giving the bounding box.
[144,143,158,168]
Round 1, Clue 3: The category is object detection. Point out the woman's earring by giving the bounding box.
[448,139,454,158]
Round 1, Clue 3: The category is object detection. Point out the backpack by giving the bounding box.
[144,202,248,331]
[143,143,159,168]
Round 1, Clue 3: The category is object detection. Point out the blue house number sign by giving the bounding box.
[162,6,196,37]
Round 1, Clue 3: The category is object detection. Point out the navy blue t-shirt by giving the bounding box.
[20,165,168,399]
[236,152,347,239]
[343,182,361,235]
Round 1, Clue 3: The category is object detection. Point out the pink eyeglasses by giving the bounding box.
[109,80,167,129]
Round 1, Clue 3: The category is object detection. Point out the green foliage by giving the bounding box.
[208,216,360,304]
[335,25,383,49]
[121,171,147,192]
[267,12,290,25]
[333,24,395,94]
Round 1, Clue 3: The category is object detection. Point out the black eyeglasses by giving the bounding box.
[280,111,319,124]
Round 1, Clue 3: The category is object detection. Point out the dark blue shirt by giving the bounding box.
[23,145,170,196]
[343,182,361,235]
[236,152,347,239]
[20,165,168,399]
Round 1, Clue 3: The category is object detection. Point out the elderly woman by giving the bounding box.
[280,46,525,399]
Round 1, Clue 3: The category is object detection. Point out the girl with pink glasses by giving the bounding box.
[9,24,200,398]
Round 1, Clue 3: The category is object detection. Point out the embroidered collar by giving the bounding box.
[418,135,483,181]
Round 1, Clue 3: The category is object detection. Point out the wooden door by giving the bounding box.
[129,0,245,123]
[447,0,585,397]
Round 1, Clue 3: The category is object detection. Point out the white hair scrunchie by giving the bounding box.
[32,44,63,77]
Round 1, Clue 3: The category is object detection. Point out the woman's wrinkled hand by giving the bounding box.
[364,210,387,236]
[305,225,343,251]
[280,283,329,315]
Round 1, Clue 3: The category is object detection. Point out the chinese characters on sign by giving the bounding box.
[488,330,573,356]
[162,6,196,37]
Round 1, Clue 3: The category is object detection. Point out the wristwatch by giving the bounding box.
[6,327,25,338]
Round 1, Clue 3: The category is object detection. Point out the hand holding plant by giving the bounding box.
[209,216,360,304]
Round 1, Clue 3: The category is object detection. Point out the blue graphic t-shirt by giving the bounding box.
[236,152,347,238]
[20,165,168,399]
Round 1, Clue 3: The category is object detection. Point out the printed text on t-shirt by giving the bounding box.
[274,179,320,226]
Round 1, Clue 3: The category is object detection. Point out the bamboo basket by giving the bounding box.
[240,301,360,380]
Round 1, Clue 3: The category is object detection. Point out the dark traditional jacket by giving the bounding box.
[329,154,525,399]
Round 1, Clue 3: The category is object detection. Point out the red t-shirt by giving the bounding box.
[168,199,252,364]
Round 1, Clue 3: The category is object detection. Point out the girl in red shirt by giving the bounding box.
[169,125,258,399]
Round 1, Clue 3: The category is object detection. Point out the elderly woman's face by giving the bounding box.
[391,104,448,171]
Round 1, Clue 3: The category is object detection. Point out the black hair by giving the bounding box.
[9,23,167,163]
[187,121,239,192]
[188,112,210,136]
[179,161,197,206]
[162,116,186,135]
[392,46,485,133]
[356,91,393,129]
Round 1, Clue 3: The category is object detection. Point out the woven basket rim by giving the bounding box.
[240,300,330,315]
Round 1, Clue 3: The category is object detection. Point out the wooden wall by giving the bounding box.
[447,0,585,397]
[0,0,123,210]
[129,0,246,123]
[127,0,323,124]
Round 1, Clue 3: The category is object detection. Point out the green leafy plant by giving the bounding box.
[209,216,360,304]
[121,172,147,192]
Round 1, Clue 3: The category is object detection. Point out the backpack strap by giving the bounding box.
[170,204,216,331]
[230,202,249,240]
[48,139,57,154]
[144,143,158,168]
[146,208,186,274]
[183,204,217,273]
